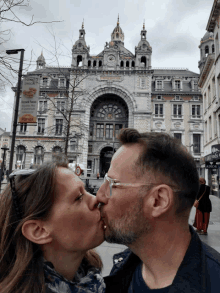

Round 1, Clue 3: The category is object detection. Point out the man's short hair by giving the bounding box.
[118,128,200,215]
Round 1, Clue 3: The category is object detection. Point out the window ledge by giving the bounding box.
[172,115,183,119]
[190,116,202,119]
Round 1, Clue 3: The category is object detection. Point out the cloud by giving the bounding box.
[0,111,12,132]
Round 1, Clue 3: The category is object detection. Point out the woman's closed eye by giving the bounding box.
[76,193,84,201]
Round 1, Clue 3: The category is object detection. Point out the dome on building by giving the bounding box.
[36,51,46,69]
[112,22,124,35]
[111,15,124,43]
[201,31,214,42]
[37,52,45,62]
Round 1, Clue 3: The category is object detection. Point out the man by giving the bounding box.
[96,128,220,293]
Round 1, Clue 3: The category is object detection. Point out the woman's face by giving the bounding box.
[45,167,104,252]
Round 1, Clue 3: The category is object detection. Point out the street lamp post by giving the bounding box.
[6,49,25,174]
[0,145,9,193]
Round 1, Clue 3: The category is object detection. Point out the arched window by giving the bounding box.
[132,61,135,67]
[16,146,26,169]
[52,146,62,160]
[52,146,62,153]
[93,60,97,67]
[97,104,124,119]
[34,146,44,165]
[212,44,215,53]
[88,60,91,67]
[126,61,129,68]
[99,60,102,67]
[77,55,82,67]
[205,46,209,56]
[120,61,124,67]
[141,56,146,67]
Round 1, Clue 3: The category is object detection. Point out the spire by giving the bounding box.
[141,22,147,41]
[36,50,46,69]
[82,19,84,29]
[117,14,119,26]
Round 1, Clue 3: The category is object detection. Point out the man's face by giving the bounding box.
[96,144,151,245]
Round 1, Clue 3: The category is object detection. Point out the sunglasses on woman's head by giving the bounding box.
[9,169,36,221]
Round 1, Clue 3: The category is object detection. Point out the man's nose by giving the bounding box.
[96,183,109,205]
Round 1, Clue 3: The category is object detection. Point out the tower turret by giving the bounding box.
[111,15,124,45]
[72,21,90,67]
[36,51,46,70]
[198,31,214,73]
[135,22,152,69]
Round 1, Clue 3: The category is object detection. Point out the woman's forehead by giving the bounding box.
[55,167,83,192]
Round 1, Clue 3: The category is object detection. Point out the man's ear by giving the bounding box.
[22,220,53,245]
[147,185,174,218]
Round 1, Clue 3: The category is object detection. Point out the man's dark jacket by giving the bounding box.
[104,226,220,293]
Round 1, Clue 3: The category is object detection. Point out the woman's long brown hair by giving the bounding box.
[0,159,102,293]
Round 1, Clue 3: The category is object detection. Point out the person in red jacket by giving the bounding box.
[193,177,212,235]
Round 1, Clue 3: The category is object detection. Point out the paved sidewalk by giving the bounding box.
[96,195,220,276]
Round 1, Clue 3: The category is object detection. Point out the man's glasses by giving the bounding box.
[9,169,36,221]
[103,174,157,198]
[103,174,180,198]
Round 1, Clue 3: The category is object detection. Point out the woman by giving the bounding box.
[0,159,105,293]
[193,177,212,235]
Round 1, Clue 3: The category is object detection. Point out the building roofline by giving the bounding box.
[198,54,215,87]
[206,0,220,32]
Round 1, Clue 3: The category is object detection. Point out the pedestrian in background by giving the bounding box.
[193,177,212,235]
[0,159,105,293]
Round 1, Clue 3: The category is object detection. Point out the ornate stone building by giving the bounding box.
[198,0,220,195]
[10,18,202,177]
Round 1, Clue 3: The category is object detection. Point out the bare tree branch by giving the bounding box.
[0,0,63,91]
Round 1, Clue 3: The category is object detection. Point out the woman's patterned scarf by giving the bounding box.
[44,258,106,293]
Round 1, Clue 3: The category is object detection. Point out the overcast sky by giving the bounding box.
[0,0,214,131]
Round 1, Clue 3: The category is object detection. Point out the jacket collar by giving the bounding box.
[107,226,206,293]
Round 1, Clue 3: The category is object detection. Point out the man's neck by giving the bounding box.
[130,224,191,289]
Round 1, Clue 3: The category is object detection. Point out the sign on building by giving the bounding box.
[18,77,39,123]
[211,144,220,154]
[205,162,218,169]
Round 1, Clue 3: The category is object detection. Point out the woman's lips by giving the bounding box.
[101,217,107,230]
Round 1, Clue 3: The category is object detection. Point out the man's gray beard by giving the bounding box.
[104,223,140,245]
[104,195,150,246]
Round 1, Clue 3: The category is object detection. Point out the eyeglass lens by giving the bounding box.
[104,176,111,198]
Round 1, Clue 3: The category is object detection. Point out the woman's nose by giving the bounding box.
[88,192,99,210]
[96,183,109,205]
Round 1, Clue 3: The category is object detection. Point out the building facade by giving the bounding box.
[199,0,220,196]
[9,19,202,177]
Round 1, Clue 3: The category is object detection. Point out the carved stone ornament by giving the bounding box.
[174,122,181,129]
[155,121,162,129]
[193,123,200,129]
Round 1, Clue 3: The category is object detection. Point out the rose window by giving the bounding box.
[97,104,123,118]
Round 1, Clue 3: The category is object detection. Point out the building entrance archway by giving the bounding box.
[100,147,114,177]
